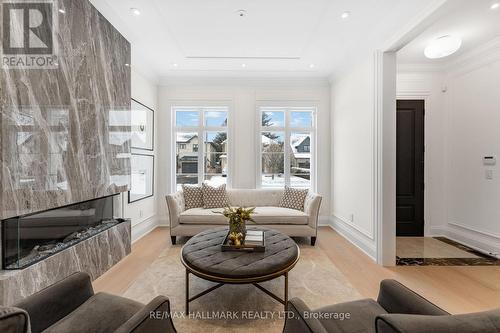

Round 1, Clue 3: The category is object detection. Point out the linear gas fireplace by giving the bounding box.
[1,195,125,270]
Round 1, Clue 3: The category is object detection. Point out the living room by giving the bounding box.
[1,0,499,332]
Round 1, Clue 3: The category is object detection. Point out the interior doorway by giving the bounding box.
[396,100,425,237]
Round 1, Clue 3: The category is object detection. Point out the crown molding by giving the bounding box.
[158,76,331,87]
[446,36,500,77]
[397,63,445,73]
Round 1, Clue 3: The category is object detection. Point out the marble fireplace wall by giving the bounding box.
[0,219,131,305]
[0,0,131,220]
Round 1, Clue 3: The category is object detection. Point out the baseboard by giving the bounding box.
[157,217,169,227]
[318,216,332,227]
[430,224,500,258]
[131,215,159,243]
[330,215,377,261]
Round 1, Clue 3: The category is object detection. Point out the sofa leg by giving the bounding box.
[171,236,176,245]
[311,237,317,246]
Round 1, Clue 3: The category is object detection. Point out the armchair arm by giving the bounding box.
[115,296,177,333]
[375,309,500,333]
[283,298,328,333]
[377,280,448,315]
[304,192,322,231]
[166,192,185,231]
[15,272,94,333]
[0,307,30,333]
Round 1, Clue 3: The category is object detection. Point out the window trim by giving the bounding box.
[171,103,232,191]
[255,102,317,190]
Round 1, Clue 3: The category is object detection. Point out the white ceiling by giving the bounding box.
[89,0,438,80]
[398,0,500,65]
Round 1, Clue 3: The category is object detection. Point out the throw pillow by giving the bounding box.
[202,183,229,209]
[182,184,203,210]
[279,185,309,211]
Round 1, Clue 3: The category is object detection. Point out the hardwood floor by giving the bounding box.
[93,226,500,314]
[317,227,500,314]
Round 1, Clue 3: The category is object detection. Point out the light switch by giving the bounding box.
[486,170,493,180]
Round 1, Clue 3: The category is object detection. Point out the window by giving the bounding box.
[259,106,315,189]
[174,106,229,190]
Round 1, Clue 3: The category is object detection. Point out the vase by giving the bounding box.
[229,216,247,236]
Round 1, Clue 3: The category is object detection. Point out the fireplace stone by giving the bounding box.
[0,218,130,305]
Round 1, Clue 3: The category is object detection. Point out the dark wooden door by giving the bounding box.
[396,100,425,236]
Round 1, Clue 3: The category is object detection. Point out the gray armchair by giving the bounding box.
[0,272,177,333]
[284,279,500,333]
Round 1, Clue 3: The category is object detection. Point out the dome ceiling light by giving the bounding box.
[424,35,462,59]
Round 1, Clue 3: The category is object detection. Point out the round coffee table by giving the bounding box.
[181,227,300,312]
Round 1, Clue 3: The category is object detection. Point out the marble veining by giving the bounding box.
[0,219,131,305]
[0,0,131,220]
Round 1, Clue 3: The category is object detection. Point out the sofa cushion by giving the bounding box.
[180,208,227,225]
[179,207,308,225]
[314,299,387,333]
[182,184,204,209]
[280,186,308,211]
[43,292,143,333]
[202,183,229,208]
[252,207,308,225]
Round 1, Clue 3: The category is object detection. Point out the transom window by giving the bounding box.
[258,106,315,189]
[173,106,229,190]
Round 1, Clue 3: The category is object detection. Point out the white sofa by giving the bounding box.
[166,188,322,246]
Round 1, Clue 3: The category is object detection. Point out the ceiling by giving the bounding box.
[89,0,438,81]
[398,0,500,65]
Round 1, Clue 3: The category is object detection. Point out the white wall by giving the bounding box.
[125,69,159,242]
[330,57,378,259]
[156,78,331,225]
[397,38,500,256]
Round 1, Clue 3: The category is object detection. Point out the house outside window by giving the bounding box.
[173,106,229,190]
[258,106,315,189]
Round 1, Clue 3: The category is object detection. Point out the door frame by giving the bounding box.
[373,0,448,266]
[397,96,429,236]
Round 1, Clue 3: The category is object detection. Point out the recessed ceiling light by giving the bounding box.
[236,9,247,17]
[309,64,315,68]
[424,35,462,59]
[58,8,65,14]
[130,8,141,16]
[491,2,500,9]
[341,11,350,19]
[171,63,178,68]
[241,63,247,68]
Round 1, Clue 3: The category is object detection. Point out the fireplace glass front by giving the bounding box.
[2,195,121,270]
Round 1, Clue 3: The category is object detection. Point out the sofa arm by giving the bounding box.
[304,192,322,230]
[15,272,94,333]
[283,298,328,333]
[115,296,177,333]
[166,192,185,230]
[377,280,448,316]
